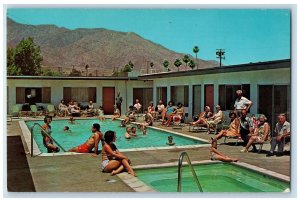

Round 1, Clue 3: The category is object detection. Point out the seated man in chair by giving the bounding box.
[266,113,290,157]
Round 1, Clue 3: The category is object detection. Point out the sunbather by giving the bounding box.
[213,111,241,141]
[240,114,270,152]
[190,106,213,126]
[210,138,238,162]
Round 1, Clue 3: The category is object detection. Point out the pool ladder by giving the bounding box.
[30,123,66,157]
[177,151,203,192]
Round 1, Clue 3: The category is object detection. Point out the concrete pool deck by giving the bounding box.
[6,117,291,194]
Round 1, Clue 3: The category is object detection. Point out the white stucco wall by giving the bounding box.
[7,78,153,114]
[152,68,290,118]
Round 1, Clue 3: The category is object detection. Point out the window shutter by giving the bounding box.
[16,87,25,104]
[42,87,51,103]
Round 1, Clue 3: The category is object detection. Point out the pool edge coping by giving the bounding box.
[20,118,210,156]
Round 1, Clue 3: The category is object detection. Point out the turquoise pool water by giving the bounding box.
[136,163,289,192]
[25,119,206,153]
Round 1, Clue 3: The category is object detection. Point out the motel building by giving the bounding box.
[7,59,290,131]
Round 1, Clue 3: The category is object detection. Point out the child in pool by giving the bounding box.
[210,138,238,162]
[124,126,131,139]
[63,126,71,132]
[131,127,137,137]
[166,135,175,145]
[69,116,75,124]
[98,106,105,121]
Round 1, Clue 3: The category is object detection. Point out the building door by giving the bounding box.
[258,85,290,132]
[133,88,153,112]
[103,87,115,115]
[204,84,214,111]
[193,85,201,116]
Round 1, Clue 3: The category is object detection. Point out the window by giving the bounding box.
[156,87,167,105]
[171,86,189,107]
[16,87,51,104]
[258,85,290,132]
[218,84,250,111]
[63,87,96,103]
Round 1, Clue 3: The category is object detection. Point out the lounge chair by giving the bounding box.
[188,115,208,132]
[46,104,56,117]
[30,105,43,117]
[11,104,20,117]
[172,115,183,129]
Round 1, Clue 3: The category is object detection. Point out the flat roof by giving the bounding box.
[138,59,291,80]
[7,76,138,80]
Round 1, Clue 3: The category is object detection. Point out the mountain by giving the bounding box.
[7,18,218,76]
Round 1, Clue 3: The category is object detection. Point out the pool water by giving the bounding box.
[135,163,289,192]
[26,119,206,153]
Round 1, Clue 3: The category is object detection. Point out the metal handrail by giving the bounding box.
[177,151,203,192]
[30,123,66,157]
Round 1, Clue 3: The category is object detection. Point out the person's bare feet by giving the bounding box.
[128,171,137,177]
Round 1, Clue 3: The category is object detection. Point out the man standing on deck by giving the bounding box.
[68,123,104,156]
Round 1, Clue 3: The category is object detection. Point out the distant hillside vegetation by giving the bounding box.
[7,18,218,76]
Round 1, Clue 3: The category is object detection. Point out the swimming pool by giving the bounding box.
[24,119,208,154]
[129,162,290,192]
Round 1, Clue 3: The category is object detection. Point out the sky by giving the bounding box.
[6,8,290,65]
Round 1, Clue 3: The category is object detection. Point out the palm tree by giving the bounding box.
[163,60,169,72]
[188,60,196,70]
[182,55,190,68]
[150,62,154,68]
[174,59,182,72]
[193,46,199,69]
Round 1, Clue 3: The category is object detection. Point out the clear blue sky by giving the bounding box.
[7,8,290,65]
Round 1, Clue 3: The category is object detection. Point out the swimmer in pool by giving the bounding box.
[210,138,238,162]
[166,135,175,145]
[63,126,71,132]
[124,126,131,139]
[131,127,137,137]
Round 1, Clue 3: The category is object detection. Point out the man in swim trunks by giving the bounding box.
[68,123,104,156]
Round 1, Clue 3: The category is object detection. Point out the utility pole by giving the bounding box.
[216,49,225,67]
[146,60,150,74]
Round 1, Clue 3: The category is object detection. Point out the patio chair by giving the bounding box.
[208,114,225,135]
[30,105,43,117]
[222,116,241,145]
[46,104,56,117]
[11,104,20,117]
[172,115,183,129]
[188,115,208,132]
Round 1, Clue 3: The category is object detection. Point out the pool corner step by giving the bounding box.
[117,172,156,192]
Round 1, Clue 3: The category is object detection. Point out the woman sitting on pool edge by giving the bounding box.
[210,138,238,162]
[101,130,137,176]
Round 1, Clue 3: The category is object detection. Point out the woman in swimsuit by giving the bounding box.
[101,130,136,176]
[42,117,60,153]
[111,105,121,121]
[210,138,238,162]
[213,111,241,141]
[190,106,213,126]
[240,114,270,152]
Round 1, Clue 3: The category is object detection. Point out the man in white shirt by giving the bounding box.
[233,90,253,116]
[133,99,142,113]
[156,100,165,114]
